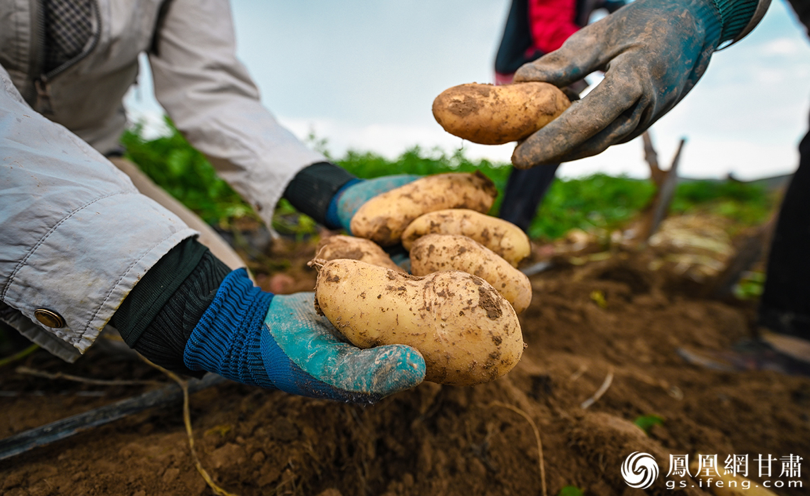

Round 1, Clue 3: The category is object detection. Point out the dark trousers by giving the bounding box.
[498,164,560,232]
[759,124,810,341]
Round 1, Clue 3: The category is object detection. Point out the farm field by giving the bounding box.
[1,129,806,495]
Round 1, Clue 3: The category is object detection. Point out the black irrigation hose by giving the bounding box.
[0,373,226,461]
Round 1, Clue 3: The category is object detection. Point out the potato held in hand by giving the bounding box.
[410,234,532,313]
[315,235,404,272]
[351,172,498,246]
[432,82,570,145]
[401,209,530,267]
[312,259,524,386]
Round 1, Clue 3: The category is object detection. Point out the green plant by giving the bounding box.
[557,485,585,496]
[671,180,773,228]
[336,146,510,216]
[733,271,766,300]
[527,174,656,240]
[633,414,665,434]
[272,199,319,239]
[121,122,775,241]
[121,119,257,228]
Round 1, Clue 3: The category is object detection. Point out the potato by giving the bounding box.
[315,235,404,272]
[432,82,570,145]
[350,172,497,246]
[410,234,532,313]
[401,209,531,267]
[312,259,524,386]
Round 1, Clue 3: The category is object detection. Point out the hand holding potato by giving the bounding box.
[320,176,533,309]
[328,172,499,245]
[312,177,534,385]
[182,270,426,404]
[311,259,523,386]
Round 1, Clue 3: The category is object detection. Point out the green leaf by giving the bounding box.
[634,414,665,434]
[557,485,585,496]
[733,271,766,300]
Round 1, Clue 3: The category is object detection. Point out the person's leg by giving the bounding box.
[678,123,810,375]
[109,157,246,271]
[757,128,810,342]
[498,164,560,232]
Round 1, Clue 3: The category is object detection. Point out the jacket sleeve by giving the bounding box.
[147,0,326,229]
[527,0,581,54]
[0,65,197,361]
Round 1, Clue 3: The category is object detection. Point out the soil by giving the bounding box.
[2,231,809,496]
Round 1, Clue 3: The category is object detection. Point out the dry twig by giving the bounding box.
[642,131,664,186]
[615,369,684,400]
[137,355,238,496]
[568,364,588,383]
[637,132,687,242]
[15,366,165,386]
[580,367,614,409]
[489,401,547,496]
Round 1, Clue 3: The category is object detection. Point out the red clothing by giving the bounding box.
[495,0,607,83]
[527,0,580,54]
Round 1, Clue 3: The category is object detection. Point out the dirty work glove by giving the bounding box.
[511,0,764,168]
[183,269,425,404]
[325,175,419,234]
[283,162,418,235]
[601,0,626,13]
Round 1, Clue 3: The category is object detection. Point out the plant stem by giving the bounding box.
[0,344,40,368]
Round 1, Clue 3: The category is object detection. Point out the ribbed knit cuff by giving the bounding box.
[183,269,275,388]
[283,162,357,225]
[710,0,759,43]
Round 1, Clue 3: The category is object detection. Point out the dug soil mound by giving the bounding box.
[2,240,808,496]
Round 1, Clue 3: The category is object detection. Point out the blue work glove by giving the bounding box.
[511,0,763,168]
[601,0,626,13]
[183,269,426,404]
[324,175,419,234]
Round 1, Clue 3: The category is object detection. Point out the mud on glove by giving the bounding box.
[511,0,766,168]
[182,269,425,404]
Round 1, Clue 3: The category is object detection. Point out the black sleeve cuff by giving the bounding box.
[283,162,356,225]
[111,237,208,347]
[111,238,231,376]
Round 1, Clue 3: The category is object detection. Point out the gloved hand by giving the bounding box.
[325,175,419,234]
[183,268,426,404]
[510,0,756,168]
[600,0,626,13]
[286,162,496,242]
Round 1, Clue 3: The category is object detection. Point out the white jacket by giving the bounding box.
[0,0,325,361]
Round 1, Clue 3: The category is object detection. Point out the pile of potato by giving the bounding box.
[311,173,533,386]
[310,82,571,386]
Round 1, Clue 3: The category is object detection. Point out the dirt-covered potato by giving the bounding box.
[312,259,523,386]
[432,82,570,145]
[315,235,404,272]
[350,172,497,246]
[401,209,531,267]
[410,234,532,313]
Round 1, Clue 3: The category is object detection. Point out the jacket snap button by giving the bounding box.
[34,309,66,328]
